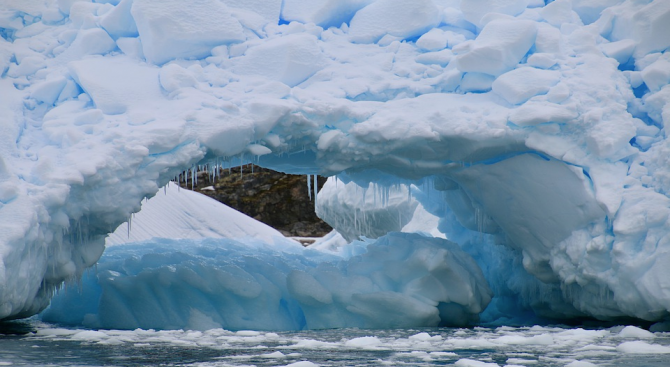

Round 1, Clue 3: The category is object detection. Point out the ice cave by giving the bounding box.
[1,0,670,332]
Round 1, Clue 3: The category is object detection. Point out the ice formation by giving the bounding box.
[2,0,670,327]
[43,222,491,330]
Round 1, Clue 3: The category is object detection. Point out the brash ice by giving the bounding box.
[1,0,670,328]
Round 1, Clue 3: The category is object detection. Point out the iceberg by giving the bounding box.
[1,0,670,328]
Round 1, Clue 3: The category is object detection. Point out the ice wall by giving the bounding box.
[1,0,670,323]
[42,232,491,330]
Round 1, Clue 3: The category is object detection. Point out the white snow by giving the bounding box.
[0,0,669,328]
[131,0,245,65]
[454,19,537,76]
[105,183,288,246]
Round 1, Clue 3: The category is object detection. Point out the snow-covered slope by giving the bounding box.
[1,0,670,324]
[105,183,289,246]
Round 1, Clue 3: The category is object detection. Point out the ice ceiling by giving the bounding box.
[1,0,670,326]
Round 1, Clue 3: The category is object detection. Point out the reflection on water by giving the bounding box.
[1,319,670,366]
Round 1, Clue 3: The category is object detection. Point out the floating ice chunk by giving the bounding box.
[409,332,442,341]
[234,33,325,87]
[618,325,655,339]
[565,361,598,367]
[348,0,441,44]
[281,0,374,28]
[506,358,538,365]
[71,330,109,341]
[455,19,537,76]
[492,67,561,105]
[494,333,553,345]
[68,57,162,114]
[99,0,138,39]
[131,0,245,65]
[617,341,670,354]
[454,358,500,367]
[461,0,529,28]
[281,362,318,367]
[344,336,382,348]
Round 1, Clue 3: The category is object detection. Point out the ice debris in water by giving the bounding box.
[0,0,670,326]
[17,323,670,366]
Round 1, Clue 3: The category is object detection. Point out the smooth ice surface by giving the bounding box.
[105,183,290,246]
[1,0,670,326]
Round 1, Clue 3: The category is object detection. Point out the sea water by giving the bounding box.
[1,320,670,366]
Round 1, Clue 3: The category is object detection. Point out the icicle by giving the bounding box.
[307,174,312,200]
[313,174,318,211]
[215,158,218,181]
[127,215,132,239]
[240,154,244,179]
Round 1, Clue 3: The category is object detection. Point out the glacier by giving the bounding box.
[1,0,670,328]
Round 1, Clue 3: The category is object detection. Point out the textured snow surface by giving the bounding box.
[1,0,670,325]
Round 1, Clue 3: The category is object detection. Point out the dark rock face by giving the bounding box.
[178,164,332,237]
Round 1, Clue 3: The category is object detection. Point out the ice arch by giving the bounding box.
[1,0,670,324]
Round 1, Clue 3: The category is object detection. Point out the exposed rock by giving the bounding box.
[178,164,332,237]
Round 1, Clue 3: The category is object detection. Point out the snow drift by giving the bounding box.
[1,0,670,326]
